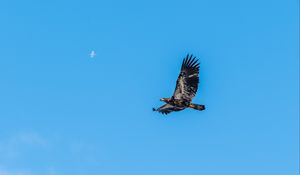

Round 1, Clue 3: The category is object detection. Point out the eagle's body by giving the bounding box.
[153,54,205,114]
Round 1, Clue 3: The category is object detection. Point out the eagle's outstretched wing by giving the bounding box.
[173,54,200,102]
[153,104,182,115]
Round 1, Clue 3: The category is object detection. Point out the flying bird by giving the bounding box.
[153,54,205,114]
[90,50,96,58]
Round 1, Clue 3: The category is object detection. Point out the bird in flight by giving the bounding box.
[89,50,96,58]
[153,54,205,115]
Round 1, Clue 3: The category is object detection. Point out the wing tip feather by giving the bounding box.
[182,54,199,69]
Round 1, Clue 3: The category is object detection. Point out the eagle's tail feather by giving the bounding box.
[189,103,205,111]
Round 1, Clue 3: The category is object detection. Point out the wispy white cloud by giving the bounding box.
[0,132,57,175]
[0,131,47,160]
[0,168,31,175]
[0,167,56,175]
[45,167,56,175]
[18,132,47,146]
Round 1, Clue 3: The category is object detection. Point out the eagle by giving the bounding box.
[153,54,205,114]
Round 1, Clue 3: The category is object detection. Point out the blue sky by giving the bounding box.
[0,0,299,174]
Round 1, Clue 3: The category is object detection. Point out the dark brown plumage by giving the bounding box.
[153,54,205,114]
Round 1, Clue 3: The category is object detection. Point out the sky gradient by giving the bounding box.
[0,0,299,175]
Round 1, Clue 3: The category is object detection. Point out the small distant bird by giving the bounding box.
[153,54,205,115]
[90,50,96,58]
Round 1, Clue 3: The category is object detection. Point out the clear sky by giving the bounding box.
[0,0,299,175]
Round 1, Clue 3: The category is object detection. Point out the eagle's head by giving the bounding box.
[160,98,171,103]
